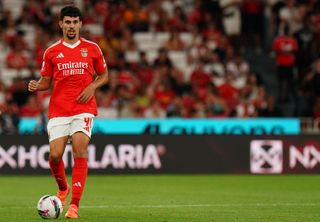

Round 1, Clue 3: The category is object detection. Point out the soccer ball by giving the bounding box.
[37,195,62,219]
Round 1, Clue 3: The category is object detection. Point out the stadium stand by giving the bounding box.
[0,0,320,135]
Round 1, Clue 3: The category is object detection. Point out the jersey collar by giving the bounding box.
[62,39,81,49]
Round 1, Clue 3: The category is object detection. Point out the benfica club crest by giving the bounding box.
[80,48,88,57]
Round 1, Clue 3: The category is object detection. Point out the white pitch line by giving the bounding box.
[81,203,320,208]
[0,203,319,210]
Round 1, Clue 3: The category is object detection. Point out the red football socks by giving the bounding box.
[70,158,88,207]
[49,160,68,191]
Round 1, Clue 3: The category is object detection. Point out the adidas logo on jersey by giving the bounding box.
[56,52,64,58]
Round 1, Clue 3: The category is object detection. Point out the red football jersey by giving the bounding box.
[272,36,298,66]
[41,38,107,119]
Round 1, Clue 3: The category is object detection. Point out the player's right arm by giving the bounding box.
[29,46,54,92]
[28,76,52,92]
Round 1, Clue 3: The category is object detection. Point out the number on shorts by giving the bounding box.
[84,117,92,132]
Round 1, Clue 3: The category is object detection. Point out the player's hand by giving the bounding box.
[28,80,39,92]
[77,84,95,103]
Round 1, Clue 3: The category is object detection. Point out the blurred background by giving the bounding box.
[2,2,320,221]
[0,0,320,174]
[0,0,318,130]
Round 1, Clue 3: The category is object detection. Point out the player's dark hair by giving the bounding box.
[60,6,82,20]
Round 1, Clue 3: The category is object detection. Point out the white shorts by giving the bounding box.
[47,113,94,142]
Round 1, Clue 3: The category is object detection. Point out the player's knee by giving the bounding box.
[49,153,63,163]
[73,150,87,158]
[72,146,88,158]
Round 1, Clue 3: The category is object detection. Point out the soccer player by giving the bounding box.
[28,6,108,218]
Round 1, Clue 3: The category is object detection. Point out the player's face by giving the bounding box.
[59,16,82,41]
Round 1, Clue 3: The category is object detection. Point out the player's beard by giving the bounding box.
[66,29,77,40]
[67,34,76,40]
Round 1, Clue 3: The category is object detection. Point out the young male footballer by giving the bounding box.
[29,5,108,218]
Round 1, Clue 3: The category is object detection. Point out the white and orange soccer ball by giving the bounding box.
[37,195,62,219]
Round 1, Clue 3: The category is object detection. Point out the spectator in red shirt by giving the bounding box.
[272,25,298,102]
[217,73,239,111]
[154,81,175,109]
[6,42,29,70]
[168,6,188,32]
[190,62,211,91]
[103,3,123,33]
[19,95,42,117]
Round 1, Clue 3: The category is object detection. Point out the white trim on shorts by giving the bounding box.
[47,113,94,142]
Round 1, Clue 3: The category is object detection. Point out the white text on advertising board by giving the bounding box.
[0,144,163,170]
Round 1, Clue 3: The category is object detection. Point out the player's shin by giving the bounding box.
[49,160,68,191]
[70,157,88,207]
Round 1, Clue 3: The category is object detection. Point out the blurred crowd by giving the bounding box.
[0,0,319,134]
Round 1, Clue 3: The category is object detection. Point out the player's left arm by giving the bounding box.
[77,44,109,103]
[77,70,108,103]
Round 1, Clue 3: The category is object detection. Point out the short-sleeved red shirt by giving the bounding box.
[41,38,107,119]
[272,36,298,67]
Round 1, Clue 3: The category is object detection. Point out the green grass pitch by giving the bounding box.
[0,175,319,222]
